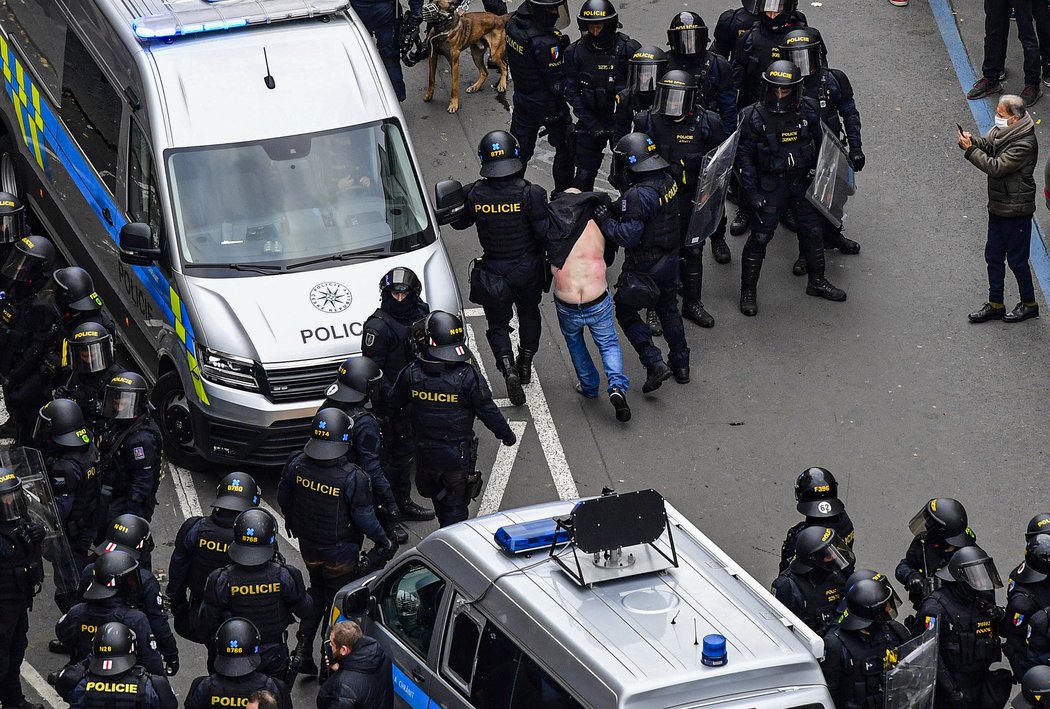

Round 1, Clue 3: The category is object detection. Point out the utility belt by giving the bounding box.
[421,437,483,501]
[626,247,676,270]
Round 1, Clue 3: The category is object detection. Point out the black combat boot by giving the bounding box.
[680,259,714,327]
[399,498,435,521]
[730,208,750,236]
[792,251,807,276]
[739,258,762,316]
[515,348,535,385]
[682,301,714,328]
[710,235,731,264]
[646,308,662,336]
[641,361,673,393]
[499,355,525,406]
[823,226,861,254]
[803,246,847,302]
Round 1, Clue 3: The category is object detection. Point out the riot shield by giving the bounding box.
[0,445,79,596]
[685,130,739,246]
[806,123,856,229]
[883,627,937,709]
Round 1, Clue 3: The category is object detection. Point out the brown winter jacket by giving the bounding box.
[964,122,1038,218]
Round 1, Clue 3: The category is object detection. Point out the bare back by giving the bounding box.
[552,218,608,304]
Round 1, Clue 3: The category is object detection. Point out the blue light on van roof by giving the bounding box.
[495,519,570,554]
[131,0,352,42]
[133,17,248,39]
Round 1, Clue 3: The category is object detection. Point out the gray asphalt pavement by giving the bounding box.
[15,0,1050,705]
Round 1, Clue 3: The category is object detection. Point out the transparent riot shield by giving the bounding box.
[806,123,856,229]
[685,130,740,246]
[884,627,937,709]
[0,445,80,596]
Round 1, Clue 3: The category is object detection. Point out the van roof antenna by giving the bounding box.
[263,48,276,89]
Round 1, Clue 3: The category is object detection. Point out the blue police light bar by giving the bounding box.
[495,519,570,554]
[133,0,351,40]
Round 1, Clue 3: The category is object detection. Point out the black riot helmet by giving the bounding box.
[33,398,91,449]
[746,0,797,20]
[89,622,138,676]
[654,70,697,119]
[422,310,471,363]
[1025,534,1050,579]
[101,372,149,421]
[327,356,382,405]
[53,267,103,316]
[1028,513,1050,539]
[380,266,422,318]
[213,618,263,677]
[934,544,1003,591]
[627,46,669,94]
[577,0,618,47]
[789,525,856,574]
[612,132,670,185]
[1,235,55,285]
[761,60,804,113]
[667,11,708,56]
[0,192,25,244]
[527,0,570,30]
[477,130,523,179]
[304,407,352,461]
[840,577,901,631]
[1020,665,1050,707]
[0,469,27,523]
[794,467,844,518]
[838,569,902,615]
[213,473,261,513]
[84,549,140,601]
[95,514,154,559]
[779,28,823,77]
[229,508,277,567]
[68,321,115,374]
[909,497,973,547]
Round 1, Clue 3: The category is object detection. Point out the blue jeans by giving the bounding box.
[554,292,629,397]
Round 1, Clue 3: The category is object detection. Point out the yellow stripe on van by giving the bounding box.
[169,285,210,406]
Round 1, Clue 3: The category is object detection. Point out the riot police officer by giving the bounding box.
[730,0,812,108]
[185,618,291,709]
[453,130,549,405]
[895,497,978,614]
[736,60,847,315]
[361,267,434,522]
[779,466,855,573]
[68,622,177,709]
[353,0,421,102]
[56,550,165,675]
[916,544,1012,708]
[1014,666,1050,708]
[771,525,854,635]
[391,311,516,527]
[505,0,575,192]
[200,508,314,679]
[713,0,782,60]
[322,355,405,543]
[593,132,690,391]
[821,577,910,709]
[277,407,394,672]
[779,28,864,274]
[634,71,727,329]
[667,11,737,129]
[0,470,45,709]
[167,472,261,644]
[34,398,100,578]
[95,372,162,523]
[1005,534,1050,680]
[56,321,122,425]
[613,45,668,143]
[564,0,640,191]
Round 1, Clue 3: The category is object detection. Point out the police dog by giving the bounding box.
[422,0,509,114]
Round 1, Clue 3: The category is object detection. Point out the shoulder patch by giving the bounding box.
[924,616,936,630]
[1014,612,1026,627]
[364,332,376,348]
[132,446,145,460]
[550,45,560,60]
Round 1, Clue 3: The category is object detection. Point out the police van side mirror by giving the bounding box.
[119,222,161,266]
[434,179,466,226]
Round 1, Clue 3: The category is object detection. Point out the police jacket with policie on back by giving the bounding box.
[56,599,165,675]
[184,671,291,709]
[200,559,313,645]
[71,665,177,709]
[458,177,550,260]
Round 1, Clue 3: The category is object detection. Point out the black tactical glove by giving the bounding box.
[906,576,926,603]
[849,149,865,172]
[163,656,179,676]
[363,538,398,571]
[17,521,45,547]
[591,201,612,225]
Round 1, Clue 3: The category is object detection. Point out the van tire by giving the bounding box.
[152,370,207,471]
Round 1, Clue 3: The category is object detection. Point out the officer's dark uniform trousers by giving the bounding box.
[0,521,41,708]
[351,0,415,101]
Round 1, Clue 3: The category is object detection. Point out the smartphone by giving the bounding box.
[957,123,965,135]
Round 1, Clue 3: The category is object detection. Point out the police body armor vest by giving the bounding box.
[0,523,42,601]
[80,667,148,709]
[404,363,474,442]
[792,570,843,633]
[751,105,818,179]
[506,15,564,102]
[64,445,101,529]
[1009,574,1050,614]
[290,457,360,548]
[928,589,1002,674]
[103,419,161,490]
[833,624,910,709]
[571,35,633,112]
[72,605,130,662]
[468,178,536,260]
[646,112,714,185]
[225,563,289,644]
[199,671,274,707]
[624,172,680,257]
[365,310,417,383]
[187,516,235,600]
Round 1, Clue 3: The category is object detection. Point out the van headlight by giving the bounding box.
[197,346,259,391]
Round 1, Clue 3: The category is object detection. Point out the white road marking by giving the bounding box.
[464,321,492,389]
[169,461,202,519]
[22,660,63,708]
[478,420,527,516]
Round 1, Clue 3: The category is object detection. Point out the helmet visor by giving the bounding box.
[71,338,114,374]
[760,0,788,10]
[0,208,24,244]
[783,45,819,76]
[0,486,26,522]
[628,62,663,93]
[654,84,695,118]
[101,387,146,420]
[958,559,1003,591]
[0,248,42,283]
[813,539,856,572]
[669,27,707,55]
[554,4,570,29]
[909,507,931,538]
[763,83,801,113]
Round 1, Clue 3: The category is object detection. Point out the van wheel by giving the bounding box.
[153,370,207,471]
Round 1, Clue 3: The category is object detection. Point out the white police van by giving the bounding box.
[0,0,461,467]
[332,490,835,708]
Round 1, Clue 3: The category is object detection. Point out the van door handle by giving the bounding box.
[411,668,426,683]
[101,207,113,225]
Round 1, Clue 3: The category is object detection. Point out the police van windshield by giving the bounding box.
[166,121,433,274]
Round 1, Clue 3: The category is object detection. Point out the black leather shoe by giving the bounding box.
[968,303,1005,323]
[792,255,807,276]
[641,361,673,393]
[672,366,689,384]
[646,308,662,336]
[682,301,715,328]
[805,279,847,302]
[1004,302,1040,323]
[740,291,758,316]
[710,237,731,264]
[399,499,435,521]
[609,386,631,422]
[730,209,750,236]
[390,525,409,544]
[49,639,69,654]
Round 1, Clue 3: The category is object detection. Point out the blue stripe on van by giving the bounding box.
[391,663,432,709]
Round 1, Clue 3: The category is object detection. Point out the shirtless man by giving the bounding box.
[547,189,631,422]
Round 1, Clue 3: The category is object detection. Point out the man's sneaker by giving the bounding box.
[967,76,1003,100]
[646,308,662,336]
[1022,83,1042,107]
[609,386,631,422]
[888,0,908,6]
[399,499,436,521]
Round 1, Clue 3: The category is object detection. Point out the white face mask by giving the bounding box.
[994,115,1010,129]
